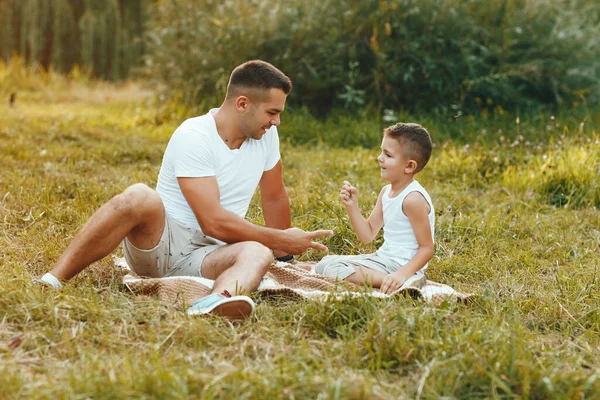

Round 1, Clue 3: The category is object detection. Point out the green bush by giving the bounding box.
[143,0,600,114]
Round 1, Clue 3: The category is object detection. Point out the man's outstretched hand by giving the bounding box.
[280,227,333,255]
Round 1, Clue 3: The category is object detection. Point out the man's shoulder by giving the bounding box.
[171,113,216,143]
[176,113,213,133]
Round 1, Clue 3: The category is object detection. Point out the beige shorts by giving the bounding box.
[315,253,426,288]
[122,216,225,278]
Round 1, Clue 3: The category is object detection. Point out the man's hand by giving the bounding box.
[279,227,333,255]
[380,272,410,294]
[340,180,358,208]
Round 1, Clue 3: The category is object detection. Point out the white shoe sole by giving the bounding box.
[187,296,255,321]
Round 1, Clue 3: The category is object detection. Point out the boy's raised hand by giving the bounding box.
[340,180,358,208]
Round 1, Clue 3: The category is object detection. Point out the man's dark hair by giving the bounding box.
[226,60,292,100]
[384,123,432,173]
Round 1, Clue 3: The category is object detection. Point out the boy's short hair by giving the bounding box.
[384,123,432,173]
[226,60,292,101]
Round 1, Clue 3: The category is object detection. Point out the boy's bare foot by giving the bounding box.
[294,261,317,272]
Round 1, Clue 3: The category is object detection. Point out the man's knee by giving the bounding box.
[112,184,163,219]
[237,241,273,269]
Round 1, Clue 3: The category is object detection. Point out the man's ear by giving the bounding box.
[235,95,250,112]
[406,159,418,174]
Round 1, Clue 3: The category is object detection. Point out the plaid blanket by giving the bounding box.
[115,257,474,309]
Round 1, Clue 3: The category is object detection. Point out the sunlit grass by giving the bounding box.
[502,138,600,208]
[0,57,152,105]
[0,78,599,398]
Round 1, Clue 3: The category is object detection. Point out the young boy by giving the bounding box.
[315,122,435,294]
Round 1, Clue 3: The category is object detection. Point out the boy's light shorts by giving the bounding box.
[122,215,225,278]
[315,253,426,288]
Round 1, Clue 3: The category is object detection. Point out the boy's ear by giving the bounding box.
[405,159,418,174]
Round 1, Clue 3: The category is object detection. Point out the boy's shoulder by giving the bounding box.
[409,180,432,196]
[402,182,433,214]
[403,191,429,206]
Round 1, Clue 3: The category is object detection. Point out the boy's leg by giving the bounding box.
[347,260,426,289]
[315,254,398,288]
[199,241,274,295]
[345,265,388,287]
[315,254,378,281]
[402,273,427,289]
[48,184,165,281]
[293,261,316,271]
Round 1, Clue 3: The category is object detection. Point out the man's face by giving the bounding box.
[240,88,287,140]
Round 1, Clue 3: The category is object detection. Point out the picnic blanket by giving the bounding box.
[115,257,474,309]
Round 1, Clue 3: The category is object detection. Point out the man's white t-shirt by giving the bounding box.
[156,108,281,234]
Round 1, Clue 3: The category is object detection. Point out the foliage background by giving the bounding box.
[2,0,599,114]
[0,0,145,80]
[142,0,600,114]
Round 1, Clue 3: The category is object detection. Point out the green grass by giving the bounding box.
[1,76,599,399]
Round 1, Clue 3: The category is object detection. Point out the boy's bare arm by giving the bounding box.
[380,191,434,294]
[398,191,434,275]
[342,183,385,243]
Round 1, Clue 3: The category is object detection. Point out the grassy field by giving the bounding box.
[1,76,599,399]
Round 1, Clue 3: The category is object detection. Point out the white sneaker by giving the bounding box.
[33,273,63,289]
[186,291,255,321]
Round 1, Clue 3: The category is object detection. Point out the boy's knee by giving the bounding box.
[314,260,327,275]
[315,259,345,279]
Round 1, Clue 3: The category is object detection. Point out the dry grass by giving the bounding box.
[0,75,599,399]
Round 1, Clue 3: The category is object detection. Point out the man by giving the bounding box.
[37,60,332,320]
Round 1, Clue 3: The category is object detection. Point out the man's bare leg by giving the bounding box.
[49,184,165,281]
[200,241,274,295]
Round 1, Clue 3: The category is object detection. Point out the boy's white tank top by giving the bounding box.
[376,180,435,271]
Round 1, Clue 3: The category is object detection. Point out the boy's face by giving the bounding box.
[377,135,413,181]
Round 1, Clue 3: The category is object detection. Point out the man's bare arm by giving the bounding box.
[178,176,331,254]
[259,161,292,257]
[259,161,291,230]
